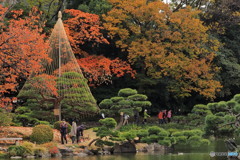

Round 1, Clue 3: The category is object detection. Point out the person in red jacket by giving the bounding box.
[158,111,164,124]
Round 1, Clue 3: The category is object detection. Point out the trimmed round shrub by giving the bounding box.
[128,94,148,101]
[121,131,137,141]
[233,94,240,103]
[30,124,53,144]
[110,97,124,103]
[201,139,210,146]
[159,130,170,137]
[118,88,138,97]
[175,136,187,144]
[148,126,163,135]
[53,121,71,133]
[188,136,202,147]
[99,99,113,109]
[171,131,184,137]
[137,129,148,138]
[99,118,117,129]
[158,139,171,147]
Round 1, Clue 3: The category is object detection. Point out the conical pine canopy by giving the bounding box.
[18,12,99,117]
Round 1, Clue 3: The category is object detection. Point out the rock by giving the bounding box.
[51,152,62,157]
[145,144,154,152]
[10,156,22,159]
[41,153,51,158]
[103,146,113,153]
[83,148,94,155]
[113,142,136,153]
[74,152,88,157]
[26,156,35,158]
[59,148,73,156]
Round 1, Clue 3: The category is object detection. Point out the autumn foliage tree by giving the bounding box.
[0,6,49,109]
[103,0,222,99]
[64,9,109,54]
[64,9,135,86]
[78,55,136,86]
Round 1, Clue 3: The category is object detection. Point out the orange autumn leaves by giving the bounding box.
[0,5,50,109]
[78,56,136,86]
[104,0,222,99]
[64,9,136,86]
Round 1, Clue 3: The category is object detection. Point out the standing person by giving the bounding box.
[143,109,150,124]
[101,113,105,119]
[60,119,68,144]
[163,110,167,124]
[158,110,164,124]
[133,110,139,125]
[76,124,85,143]
[167,110,172,123]
[69,120,77,144]
[123,114,130,125]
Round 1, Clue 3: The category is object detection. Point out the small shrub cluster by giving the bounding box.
[8,141,51,158]
[30,124,53,144]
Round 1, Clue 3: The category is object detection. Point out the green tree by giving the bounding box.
[204,94,240,137]
[17,72,98,122]
[103,0,221,100]
[99,88,151,128]
[202,0,240,98]
[77,0,112,15]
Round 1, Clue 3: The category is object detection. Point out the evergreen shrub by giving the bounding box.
[30,124,53,144]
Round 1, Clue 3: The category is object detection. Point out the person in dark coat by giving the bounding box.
[76,124,85,143]
[60,119,68,144]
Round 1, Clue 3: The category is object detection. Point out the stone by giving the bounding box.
[83,148,94,155]
[26,156,35,158]
[113,142,136,153]
[10,156,22,159]
[74,152,88,157]
[59,148,73,156]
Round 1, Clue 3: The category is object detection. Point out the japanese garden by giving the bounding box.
[0,0,240,160]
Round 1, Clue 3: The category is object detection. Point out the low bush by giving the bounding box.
[21,141,35,156]
[34,147,47,157]
[8,146,28,157]
[30,125,53,144]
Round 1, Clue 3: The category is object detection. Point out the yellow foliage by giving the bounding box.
[104,0,222,100]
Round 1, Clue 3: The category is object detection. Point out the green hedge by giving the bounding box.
[30,125,53,144]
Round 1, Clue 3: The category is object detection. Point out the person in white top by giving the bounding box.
[69,120,77,144]
[123,114,130,125]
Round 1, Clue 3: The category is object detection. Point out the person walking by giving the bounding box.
[76,124,85,143]
[60,119,68,144]
[123,114,130,125]
[167,110,172,123]
[158,110,164,124]
[69,120,77,144]
[143,109,150,124]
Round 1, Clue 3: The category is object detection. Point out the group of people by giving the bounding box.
[158,110,172,124]
[59,119,85,144]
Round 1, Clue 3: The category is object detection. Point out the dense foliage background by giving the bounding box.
[0,0,240,118]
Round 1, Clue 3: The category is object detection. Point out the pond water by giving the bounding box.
[10,140,233,160]
[18,140,227,160]
[20,153,226,160]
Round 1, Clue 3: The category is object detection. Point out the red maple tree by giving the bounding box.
[0,6,50,109]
